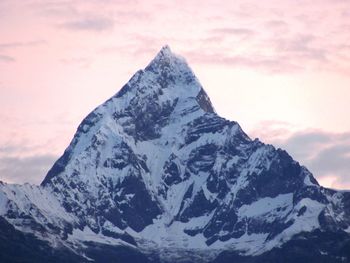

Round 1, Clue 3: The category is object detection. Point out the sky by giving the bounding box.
[0,0,350,189]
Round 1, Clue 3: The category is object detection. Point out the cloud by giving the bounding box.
[210,27,255,37]
[249,120,297,142]
[264,20,288,29]
[273,34,328,62]
[33,1,78,17]
[14,0,350,75]
[60,17,114,31]
[310,144,350,174]
[0,144,35,156]
[2,0,350,75]
[0,154,57,185]
[251,124,350,190]
[281,131,333,161]
[0,40,46,50]
[184,50,300,73]
[283,131,350,189]
[33,0,149,26]
[192,25,328,73]
[0,54,15,62]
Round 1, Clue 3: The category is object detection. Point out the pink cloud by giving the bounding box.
[60,17,115,31]
[0,55,15,62]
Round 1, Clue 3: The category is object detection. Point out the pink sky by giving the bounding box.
[0,0,350,189]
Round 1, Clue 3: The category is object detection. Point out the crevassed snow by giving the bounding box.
[67,226,133,247]
[211,232,269,254]
[0,183,74,225]
[259,198,326,255]
[238,193,293,221]
[345,226,350,233]
[139,214,210,249]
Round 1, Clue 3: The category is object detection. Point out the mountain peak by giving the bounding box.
[152,45,183,67]
[5,46,350,263]
[153,45,179,62]
[145,45,188,74]
[144,46,215,114]
[158,44,172,57]
[111,46,215,115]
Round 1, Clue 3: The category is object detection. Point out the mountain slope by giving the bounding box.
[1,46,350,262]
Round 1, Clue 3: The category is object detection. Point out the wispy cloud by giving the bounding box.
[0,54,15,63]
[273,34,328,62]
[15,0,350,74]
[210,27,255,37]
[33,0,78,17]
[251,123,350,189]
[0,143,36,156]
[60,16,114,31]
[264,20,288,29]
[184,50,300,73]
[0,40,46,50]
[0,154,57,185]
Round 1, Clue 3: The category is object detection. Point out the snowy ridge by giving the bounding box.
[1,46,350,262]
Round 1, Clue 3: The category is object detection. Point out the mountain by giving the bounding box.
[1,46,350,262]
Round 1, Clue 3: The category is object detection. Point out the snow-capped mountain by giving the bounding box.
[1,46,350,262]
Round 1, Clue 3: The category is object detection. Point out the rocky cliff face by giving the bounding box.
[1,46,350,262]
